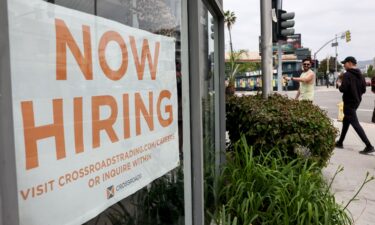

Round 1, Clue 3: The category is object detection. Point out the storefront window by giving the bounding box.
[21,1,185,224]
[97,1,185,225]
[2,0,226,224]
[201,6,219,225]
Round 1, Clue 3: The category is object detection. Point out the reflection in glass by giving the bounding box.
[202,7,218,225]
[42,0,185,224]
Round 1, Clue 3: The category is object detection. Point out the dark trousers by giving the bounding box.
[338,106,372,147]
[372,105,375,123]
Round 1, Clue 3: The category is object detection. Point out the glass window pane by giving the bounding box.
[55,0,95,14]
[201,6,218,225]
[36,1,186,224]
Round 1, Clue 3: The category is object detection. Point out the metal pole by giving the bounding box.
[132,0,139,28]
[335,34,338,73]
[277,42,282,91]
[260,0,273,98]
[314,31,346,73]
[313,52,317,72]
[277,0,283,92]
[94,0,97,15]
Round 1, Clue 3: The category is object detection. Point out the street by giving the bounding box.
[281,86,375,123]
[314,86,375,124]
[237,86,375,124]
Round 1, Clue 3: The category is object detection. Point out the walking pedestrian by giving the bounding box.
[371,76,375,123]
[285,58,315,101]
[324,73,329,88]
[335,56,374,154]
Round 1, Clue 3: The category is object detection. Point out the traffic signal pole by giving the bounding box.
[260,0,273,98]
[277,41,282,92]
[277,0,282,92]
[313,37,337,73]
[335,34,338,74]
[313,31,349,73]
[272,0,294,92]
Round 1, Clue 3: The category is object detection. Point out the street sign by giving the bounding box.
[331,42,338,47]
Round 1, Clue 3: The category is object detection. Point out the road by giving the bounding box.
[237,86,374,123]
[284,86,375,123]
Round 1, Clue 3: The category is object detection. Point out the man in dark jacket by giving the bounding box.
[335,56,374,154]
[372,76,375,123]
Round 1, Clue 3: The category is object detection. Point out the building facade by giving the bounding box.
[0,0,226,225]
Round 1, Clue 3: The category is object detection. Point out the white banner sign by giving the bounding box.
[8,1,179,224]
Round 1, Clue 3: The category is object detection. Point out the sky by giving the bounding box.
[223,0,375,62]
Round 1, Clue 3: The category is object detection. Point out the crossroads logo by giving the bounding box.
[106,185,115,199]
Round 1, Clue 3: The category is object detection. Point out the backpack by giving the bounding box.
[372,76,375,92]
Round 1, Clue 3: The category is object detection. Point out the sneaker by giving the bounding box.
[335,142,343,149]
[359,146,375,154]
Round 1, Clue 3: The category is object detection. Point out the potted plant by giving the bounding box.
[226,50,247,95]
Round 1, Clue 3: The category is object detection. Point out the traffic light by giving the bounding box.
[345,30,351,42]
[276,9,295,41]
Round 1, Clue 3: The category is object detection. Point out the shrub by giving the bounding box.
[226,94,338,166]
[218,139,353,225]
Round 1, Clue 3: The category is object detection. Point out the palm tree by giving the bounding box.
[224,10,236,55]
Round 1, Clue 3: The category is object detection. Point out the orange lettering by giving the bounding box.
[129,36,160,80]
[157,90,173,127]
[21,99,66,170]
[99,31,128,80]
[135,92,154,135]
[74,97,84,153]
[123,94,131,139]
[20,189,30,201]
[92,96,119,148]
[55,18,92,80]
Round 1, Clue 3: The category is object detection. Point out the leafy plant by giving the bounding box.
[366,65,375,78]
[226,50,248,87]
[214,205,238,225]
[226,94,338,166]
[218,138,353,225]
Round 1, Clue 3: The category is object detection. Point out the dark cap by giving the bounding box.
[341,56,357,64]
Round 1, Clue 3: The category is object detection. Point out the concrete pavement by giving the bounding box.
[323,120,375,225]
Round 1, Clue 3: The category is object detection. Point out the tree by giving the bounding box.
[317,57,342,74]
[366,65,375,78]
[224,10,236,55]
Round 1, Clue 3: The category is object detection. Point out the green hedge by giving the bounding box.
[226,94,338,166]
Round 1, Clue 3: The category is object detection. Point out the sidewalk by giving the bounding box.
[323,120,375,225]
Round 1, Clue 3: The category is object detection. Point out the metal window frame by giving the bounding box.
[0,0,20,224]
[181,0,193,224]
[187,0,225,224]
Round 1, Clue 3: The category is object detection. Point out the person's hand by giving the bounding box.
[284,76,291,81]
